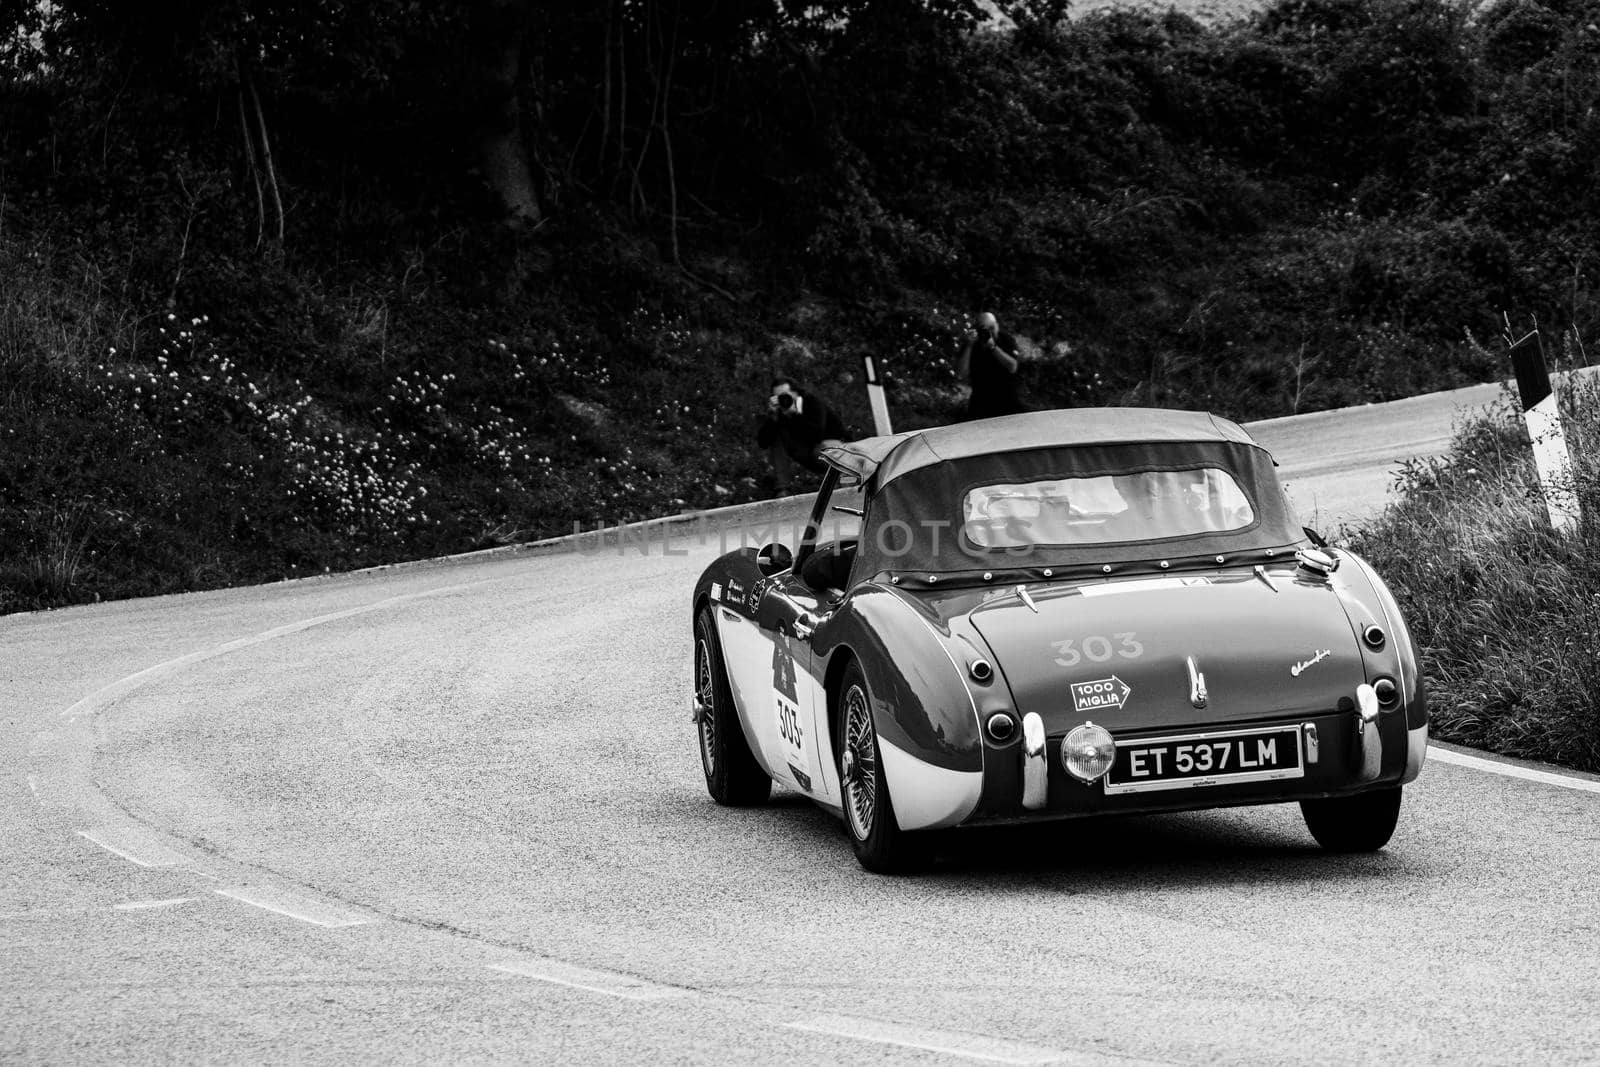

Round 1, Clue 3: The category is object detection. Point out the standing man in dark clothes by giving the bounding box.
[956,311,1026,420]
[755,377,849,492]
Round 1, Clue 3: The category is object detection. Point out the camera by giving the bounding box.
[774,392,795,411]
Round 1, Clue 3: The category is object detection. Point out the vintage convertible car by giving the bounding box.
[690,408,1427,872]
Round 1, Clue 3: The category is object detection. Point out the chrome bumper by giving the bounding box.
[1015,686,1398,812]
[1021,712,1048,810]
[1354,684,1382,782]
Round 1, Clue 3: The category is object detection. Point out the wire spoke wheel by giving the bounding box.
[696,633,716,778]
[843,683,877,840]
[835,660,932,873]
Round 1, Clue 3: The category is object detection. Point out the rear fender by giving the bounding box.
[816,584,983,830]
[1335,549,1429,782]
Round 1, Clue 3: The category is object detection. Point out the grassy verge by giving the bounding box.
[1344,335,1600,772]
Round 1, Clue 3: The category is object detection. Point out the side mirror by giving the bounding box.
[756,542,794,577]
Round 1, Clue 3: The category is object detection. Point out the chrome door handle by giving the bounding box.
[768,585,822,640]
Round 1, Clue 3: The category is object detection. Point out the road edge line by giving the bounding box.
[1427,742,1600,795]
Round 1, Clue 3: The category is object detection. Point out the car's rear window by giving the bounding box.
[962,467,1256,548]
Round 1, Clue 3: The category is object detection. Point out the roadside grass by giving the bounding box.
[1344,340,1600,772]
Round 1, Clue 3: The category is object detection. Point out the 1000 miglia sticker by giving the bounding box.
[1071,676,1131,713]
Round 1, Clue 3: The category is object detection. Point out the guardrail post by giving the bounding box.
[1506,318,1581,534]
[862,354,894,436]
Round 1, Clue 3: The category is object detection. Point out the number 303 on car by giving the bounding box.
[777,700,803,747]
[1052,632,1143,667]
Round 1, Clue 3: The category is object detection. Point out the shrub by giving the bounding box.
[1345,332,1600,771]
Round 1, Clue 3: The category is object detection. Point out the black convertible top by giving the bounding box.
[820,408,1261,489]
[823,408,1306,581]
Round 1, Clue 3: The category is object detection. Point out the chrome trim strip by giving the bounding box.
[1021,712,1047,810]
[1103,724,1304,795]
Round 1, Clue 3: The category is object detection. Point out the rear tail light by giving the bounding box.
[1374,677,1400,707]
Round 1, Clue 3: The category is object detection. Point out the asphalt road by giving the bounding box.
[5,382,1599,1065]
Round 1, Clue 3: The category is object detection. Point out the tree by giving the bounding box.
[471,0,542,226]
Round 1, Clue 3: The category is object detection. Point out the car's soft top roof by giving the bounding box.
[820,408,1264,488]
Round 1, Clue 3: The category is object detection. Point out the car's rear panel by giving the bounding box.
[902,556,1425,825]
[966,702,1411,824]
[967,570,1366,734]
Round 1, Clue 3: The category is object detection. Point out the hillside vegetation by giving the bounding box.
[2,0,1598,612]
[1347,337,1600,772]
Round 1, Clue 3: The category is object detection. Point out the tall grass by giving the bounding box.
[1346,333,1600,772]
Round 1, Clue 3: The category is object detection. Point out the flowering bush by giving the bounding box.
[91,315,430,541]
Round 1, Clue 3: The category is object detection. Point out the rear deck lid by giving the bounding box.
[968,571,1364,734]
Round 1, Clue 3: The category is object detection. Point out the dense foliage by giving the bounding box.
[1346,333,1600,772]
[2,0,1599,611]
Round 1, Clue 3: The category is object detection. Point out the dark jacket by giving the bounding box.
[967,330,1024,419]
[756,388,848,470]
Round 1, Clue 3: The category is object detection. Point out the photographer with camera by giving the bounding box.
[956,311,1026,421]
[755,377,848,494]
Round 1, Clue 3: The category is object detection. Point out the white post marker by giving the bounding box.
[862,354,894,436]
[1509,328,1581,533]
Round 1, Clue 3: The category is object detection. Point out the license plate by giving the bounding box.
[1102,724,1304,795]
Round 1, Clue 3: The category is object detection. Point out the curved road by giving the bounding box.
[6,382,1600,1064]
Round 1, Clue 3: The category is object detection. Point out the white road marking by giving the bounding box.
[213,885,371,928]
[59,578,496,722]
[785,1014,1146,1065]
[1429,745,1600,795]
[77,827,190,867]
[487,957,687,1001]
[113,898,193,911]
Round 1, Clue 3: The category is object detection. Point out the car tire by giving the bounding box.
[694,608,771,806]
[1300,786,1402,852]
[837,660,933,874]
